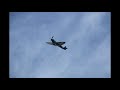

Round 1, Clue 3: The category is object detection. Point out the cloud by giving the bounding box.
[10,12,111,78]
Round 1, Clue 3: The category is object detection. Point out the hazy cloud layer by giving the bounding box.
[10,12,111,78]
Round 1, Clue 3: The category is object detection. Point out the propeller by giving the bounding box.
[49,36,54,40]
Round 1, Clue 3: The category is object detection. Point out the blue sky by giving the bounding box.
[10,12,111,78]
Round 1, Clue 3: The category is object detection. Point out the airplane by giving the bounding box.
[46,36,67,50]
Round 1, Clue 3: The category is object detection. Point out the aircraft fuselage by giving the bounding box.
[51,39,61,46]
[48,37,67,50]
[51,39,57,45]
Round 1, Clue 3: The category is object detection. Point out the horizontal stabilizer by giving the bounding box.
[63,46,67,50]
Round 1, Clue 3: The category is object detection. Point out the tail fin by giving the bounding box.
[63,46,67,50]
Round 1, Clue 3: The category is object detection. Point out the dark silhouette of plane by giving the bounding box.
[46,36,67,50]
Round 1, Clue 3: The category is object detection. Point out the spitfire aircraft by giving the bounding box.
[46,36,67,50]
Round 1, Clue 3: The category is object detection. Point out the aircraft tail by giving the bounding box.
[63,46,67,50]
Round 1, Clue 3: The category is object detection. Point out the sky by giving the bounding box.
[9,12,111,78]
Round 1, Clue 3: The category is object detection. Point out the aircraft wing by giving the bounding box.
[46,42,54,45]
[56,42,65,45]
